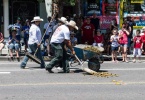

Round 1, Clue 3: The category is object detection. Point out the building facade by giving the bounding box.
[0,0,50,38]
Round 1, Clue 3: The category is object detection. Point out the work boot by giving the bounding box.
[63,69,70,73]
[46,68,54,73]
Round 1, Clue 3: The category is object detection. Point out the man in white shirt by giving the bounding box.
[45,17,68,56]
[20,16,45,69]
[46,20,78,73]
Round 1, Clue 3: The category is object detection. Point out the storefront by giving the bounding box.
[84,0,119,30]
[1,0,49,38]
[120,0,145,29]
[9,0,39,24]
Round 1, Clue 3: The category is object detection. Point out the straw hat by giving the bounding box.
[11,27,17,32]
[58,17,68,24]
[31,16,43,22]
[67,20,78,30]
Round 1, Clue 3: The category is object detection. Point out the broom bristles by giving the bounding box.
[82,68,97,75]
[25,52,41,64]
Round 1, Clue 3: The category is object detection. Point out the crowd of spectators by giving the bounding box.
[1,14,145,63]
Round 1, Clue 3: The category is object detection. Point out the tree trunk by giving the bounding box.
[52,0,63,17]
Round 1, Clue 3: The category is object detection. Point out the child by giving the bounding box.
[8,27,20,61]
[133,30,143,63]
[93,29,104,47]
[70,32,77,46]
[110,29,119,62]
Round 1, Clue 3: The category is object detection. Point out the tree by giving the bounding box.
[52,0,81,17]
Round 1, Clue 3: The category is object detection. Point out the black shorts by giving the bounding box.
[111,46,118,51]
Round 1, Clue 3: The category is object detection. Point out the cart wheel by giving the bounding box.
[88,57,100,72]
[99,55,104,64]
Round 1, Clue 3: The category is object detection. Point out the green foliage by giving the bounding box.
[53,0,76,6]
[66,0,76,6]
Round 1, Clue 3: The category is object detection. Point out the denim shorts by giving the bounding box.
[8,43,19,50]
[111,46,118,51]
[133,48,142,57]
[120,44,128,47]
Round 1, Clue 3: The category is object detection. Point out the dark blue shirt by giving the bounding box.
[9,35,19,44]
[22,25,30,38]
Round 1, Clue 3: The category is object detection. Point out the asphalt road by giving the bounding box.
[0,61,145,100]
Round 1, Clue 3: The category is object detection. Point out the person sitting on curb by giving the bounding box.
[8,27,20,61]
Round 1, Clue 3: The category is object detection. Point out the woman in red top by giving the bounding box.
[93,29,104,47]
[118,23,130,62]
[81,17,95,45]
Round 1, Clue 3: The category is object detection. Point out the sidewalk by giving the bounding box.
[103,55,145,61]
[1,54,145,62]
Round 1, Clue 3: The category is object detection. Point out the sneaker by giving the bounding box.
[45,67,54,73]
[21,66,25,69]
[56,67,62,70]
[47,68,54,73]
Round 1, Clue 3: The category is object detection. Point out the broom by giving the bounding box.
[25,6,58,64]
[74,55,98,75]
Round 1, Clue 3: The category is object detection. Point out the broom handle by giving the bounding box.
[74,55,82,65]
[33,14,55,56]
[34,4,58,56]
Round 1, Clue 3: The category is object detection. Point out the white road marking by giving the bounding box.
[0,63,37,64]
[0,72,11,74]
[0,81,145,87]
[102,68,145,71]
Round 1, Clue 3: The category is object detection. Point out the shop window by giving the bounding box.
[123,0,145,27]
[9,0,39,24]
[102,0,119,16]
[86,0,101,16]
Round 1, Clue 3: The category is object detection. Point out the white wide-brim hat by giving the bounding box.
[67,20,78,30]
[58,17,68,24]
[31,16,43,22]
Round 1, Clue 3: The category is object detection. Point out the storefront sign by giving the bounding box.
[102,0,119,16]
[86,0,102,16]
[100,16,117,29]
[131,0,144,3]
[124,13,145,28]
